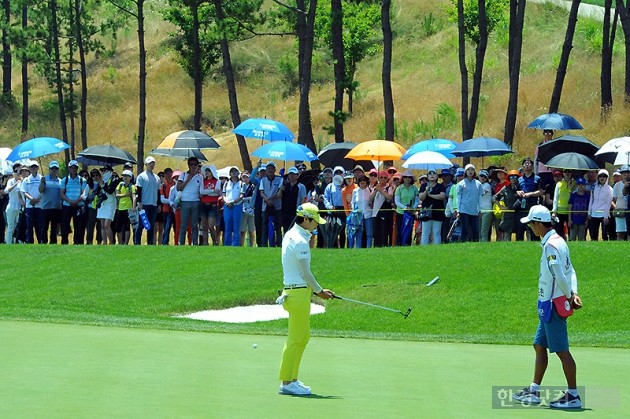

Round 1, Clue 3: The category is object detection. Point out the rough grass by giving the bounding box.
[0,241,627,348]
[2,0,629,171]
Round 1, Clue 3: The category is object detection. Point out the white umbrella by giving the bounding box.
[613,146,630,166]
[0,147,12,174]
[402,150,453,171]
[595,136,630,165]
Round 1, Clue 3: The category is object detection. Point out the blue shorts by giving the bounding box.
[533,309,569,353]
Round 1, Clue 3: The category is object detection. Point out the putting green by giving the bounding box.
[1,321,627,417]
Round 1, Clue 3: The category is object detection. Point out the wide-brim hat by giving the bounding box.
[400,169,415,182]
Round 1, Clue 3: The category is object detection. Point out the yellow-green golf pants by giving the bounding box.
[279,288,311,381]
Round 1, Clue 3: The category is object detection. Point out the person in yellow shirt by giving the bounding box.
[552,169,575,239]
[115,170,136,245]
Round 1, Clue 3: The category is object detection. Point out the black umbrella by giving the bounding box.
[545,152,599,170]
[77,145,137,166]
[537,135,599,165]
[158,130,220,149]
[317,142,374,171]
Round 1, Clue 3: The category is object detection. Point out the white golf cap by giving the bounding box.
[520,204,551,224]
[145,156,156,164]
[288,167,299,174]
[49,160,60,168]
[68,159,79,167]
[598,169,609,177]
[122,170,134,177]
[464,163,475,172]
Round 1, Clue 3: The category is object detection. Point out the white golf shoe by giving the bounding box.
[549,391,582,409]
[512,387,541,405]
[279,381,311,396]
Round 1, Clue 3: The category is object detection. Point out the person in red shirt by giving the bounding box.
[200,165,222,245]
[160,168,175,244]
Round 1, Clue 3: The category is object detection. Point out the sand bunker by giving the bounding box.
[176,303,326,323]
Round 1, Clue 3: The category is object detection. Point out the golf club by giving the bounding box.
[333,295,412,319]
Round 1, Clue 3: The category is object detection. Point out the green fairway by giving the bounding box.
[1,243,628,348]
[1,321,627,418]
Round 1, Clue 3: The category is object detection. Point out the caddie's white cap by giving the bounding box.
[122,170,133,177]
[520,204,551,224]
[145,156,156,164]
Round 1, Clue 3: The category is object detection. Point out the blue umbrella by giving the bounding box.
[402,138,457,159]
[527,113,583,130]
[233,118,295,142]
[450,137,513,158]
[251,141,318,162]
[6,137,70,162]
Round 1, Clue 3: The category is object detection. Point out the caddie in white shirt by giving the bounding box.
[512,205,584,409]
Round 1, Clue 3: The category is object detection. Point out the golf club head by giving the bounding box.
[403,308,412,319]
[426,276,440,287]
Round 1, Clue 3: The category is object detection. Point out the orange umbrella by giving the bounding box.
[344,140,406,161]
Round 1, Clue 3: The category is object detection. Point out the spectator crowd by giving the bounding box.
[1,155,629,246]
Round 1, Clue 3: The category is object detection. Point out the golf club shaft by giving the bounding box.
[333,295,404,315]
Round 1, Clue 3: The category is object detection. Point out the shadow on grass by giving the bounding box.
[281,393,343,399]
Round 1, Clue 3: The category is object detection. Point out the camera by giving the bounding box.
[96,191,108,208]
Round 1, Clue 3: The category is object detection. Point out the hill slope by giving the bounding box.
[1,0,629,170]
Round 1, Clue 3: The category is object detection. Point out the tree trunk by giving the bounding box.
[21,2,28,134]
[296,0,318,162]
[457,0,470,142]
[1,0,12,105]
[75,0,89,151]
[549,0,581,113]
[68,0,76,157]
[504,0,526,147]
[331,0,345,143]
[468,0,488,137]
[214,0,251,172]
[50,0,70,162]
[191,1,202,131]
[618,0,630,105]
[381,0,394,141]
[601,0,613,120]
[137,0,146,170]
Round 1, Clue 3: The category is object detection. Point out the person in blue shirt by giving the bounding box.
[39,161,63,244]
[455,164,483,242]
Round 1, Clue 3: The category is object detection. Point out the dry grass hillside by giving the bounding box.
[1,0,629,172]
